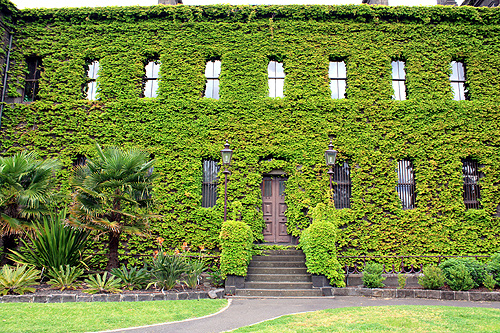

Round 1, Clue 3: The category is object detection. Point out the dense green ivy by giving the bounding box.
[0,4,500,267]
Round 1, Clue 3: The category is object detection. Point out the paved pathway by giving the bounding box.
[102,296,500,333]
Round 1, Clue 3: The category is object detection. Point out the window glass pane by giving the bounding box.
[275,62,285,77]
[451,82,461,101]
[145,61,160,79]
[87,81,97,101]
[275,78,284,98]
[212,80,219,100]
[330,80,338,99]
[268,79,276,98]
[205,79,214,99]
[213,60,221,77]
[328,62,337,78]
[88,61,99,80]
[338,80,346,99]
[338,62,346,78]
[268,61,276,77]
[392,61,405,80]
[144,80,158,98]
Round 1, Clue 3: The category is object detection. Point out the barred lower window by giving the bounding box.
[202,160,220,208]
[144,60,160,98]
[462,158,481,209]
[396,159,416,210]
[268,60,285,98]
[73,154,87,167]
[333,161,352,209]
[329,61,346,99]
[24,57,42,102]
[204,60,221,99]
[450,61,468,101]
[392,61,406,101]
[86,61,99,101]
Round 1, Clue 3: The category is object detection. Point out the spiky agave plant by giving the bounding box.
[0,265,40,295]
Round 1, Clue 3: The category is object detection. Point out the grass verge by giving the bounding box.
[232,305,500,332]
[0,299,228,333]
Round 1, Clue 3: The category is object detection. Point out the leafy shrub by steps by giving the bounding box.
[439,258,486,289]
[219,220,253,278]
[299,203,345,288]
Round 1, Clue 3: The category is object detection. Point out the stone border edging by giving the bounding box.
[0,289,225,303]
[332,287,500,302]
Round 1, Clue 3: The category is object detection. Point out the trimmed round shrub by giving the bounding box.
[439,258,486,289]
[362,263,385,288]
[418,265,445,290]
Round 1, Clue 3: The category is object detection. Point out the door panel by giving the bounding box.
[262,176,291,243]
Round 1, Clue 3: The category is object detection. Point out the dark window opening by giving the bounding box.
[24,57,42,102]
[462,158,482,209]
[202,159,220,208]
[85,60,99,100]
[73,154,86,167]
[333,161,352,209]
[396,159,416,210]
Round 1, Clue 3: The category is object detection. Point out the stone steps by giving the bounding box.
[234,248,322,297]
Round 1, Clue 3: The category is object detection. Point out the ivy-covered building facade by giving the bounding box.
[0,1,499,266]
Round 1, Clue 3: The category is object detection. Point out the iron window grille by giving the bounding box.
[329,61,346,99]
[396,159,416,210]
[268,60,285,98]
[23,57,42,102]
[391,61,406,101]
[333,161,352,209]
[204,60,221,99]
[450,61,468,101]
[86,61,99,101]
[462,158,482,209]
[202,159,220,208]
[143,60,160,98]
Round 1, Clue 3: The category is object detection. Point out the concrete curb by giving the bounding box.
[0,289,225,303]
[332,287,500,302]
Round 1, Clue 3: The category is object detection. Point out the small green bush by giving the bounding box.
[487,252,500,286]
[47,265,84,291]
[484,274,496,291]
[299,203,345,288]
[0,265,40,295]
[397,274,407,289]
[110,265,150,290]
[219,220,253,278]
[84,272,122,294]
[184,259,206,289]
[440,258,486,289]
[445,263,475,291]
[362,263,385,288]
[148,253,187,290]
[418,266,445,290]
[207,266,224,287]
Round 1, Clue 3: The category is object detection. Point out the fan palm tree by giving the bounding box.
[68,143,156,270]
[0,151,60,265]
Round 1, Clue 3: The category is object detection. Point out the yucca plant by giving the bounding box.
[9,209,90,271]
[84,272,122,294]
[110,265,150,290]
[184,259,206,289]
[47,265,84,291]
[148,252,186,290]
[0,264,40,295]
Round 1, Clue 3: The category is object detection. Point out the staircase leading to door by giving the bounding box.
[234,248,322,297]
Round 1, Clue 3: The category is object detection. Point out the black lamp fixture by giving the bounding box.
[221,140,233,222]
[325,141,338,203]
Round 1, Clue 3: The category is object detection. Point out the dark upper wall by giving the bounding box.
[462,0,499,7]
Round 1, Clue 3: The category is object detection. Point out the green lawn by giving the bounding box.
[0,299,228,333]
[232,305,500,332]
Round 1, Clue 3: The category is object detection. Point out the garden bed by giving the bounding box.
[0,283,225,303]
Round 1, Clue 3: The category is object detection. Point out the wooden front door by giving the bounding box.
[262,176,291,243]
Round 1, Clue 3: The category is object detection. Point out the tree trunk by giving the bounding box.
[1,234,18,266]
[106,232,120,271]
